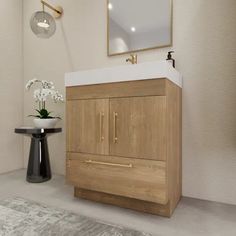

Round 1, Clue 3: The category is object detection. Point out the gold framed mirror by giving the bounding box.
[107,0,173,56]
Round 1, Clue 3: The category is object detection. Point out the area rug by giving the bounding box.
[0,197,152,236]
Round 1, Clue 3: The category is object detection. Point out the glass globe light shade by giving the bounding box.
[30,11,56,39]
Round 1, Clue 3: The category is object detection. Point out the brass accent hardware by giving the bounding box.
[41,0,63,18]
[100,112,105,142]
[126,54,138,64]
[85,160,133,168]
[113,112,118,143]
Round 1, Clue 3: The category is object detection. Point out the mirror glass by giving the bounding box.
[108,0,172,56]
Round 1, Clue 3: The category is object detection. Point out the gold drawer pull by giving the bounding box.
[113,112,118,143]
[100,112,105,142]
[85,160,132,168]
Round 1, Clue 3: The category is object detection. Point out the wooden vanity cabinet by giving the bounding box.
[66,78,182,217]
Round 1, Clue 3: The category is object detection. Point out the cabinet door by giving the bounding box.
[109,96,166,160]
[67,99,109,155]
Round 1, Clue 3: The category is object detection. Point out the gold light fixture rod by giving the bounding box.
[41,0,63,18]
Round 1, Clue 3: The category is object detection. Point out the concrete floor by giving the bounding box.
[0,169,235,236]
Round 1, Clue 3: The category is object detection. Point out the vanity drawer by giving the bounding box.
[66,152,168,204]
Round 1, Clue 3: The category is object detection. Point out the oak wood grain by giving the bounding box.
[66,79,166,100]
[74,188,172,217]
[166,80,182,214]
[66,78,182,217]
[109,96,167,161]
[67,152,168,204]
[66,99,109,155]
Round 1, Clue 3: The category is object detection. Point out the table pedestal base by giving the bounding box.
[27,134,51,183]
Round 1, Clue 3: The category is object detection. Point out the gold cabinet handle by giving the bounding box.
[84,160,132,168]
[100,112,105,142]
[113,112,118,143]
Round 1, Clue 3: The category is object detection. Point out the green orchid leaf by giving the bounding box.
[28,115,41,118]
[29,108,61,119]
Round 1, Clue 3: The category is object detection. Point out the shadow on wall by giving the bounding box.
[59,20,75,72]
[181,0,236,203]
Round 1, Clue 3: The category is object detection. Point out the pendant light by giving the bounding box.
[30,0,63,39]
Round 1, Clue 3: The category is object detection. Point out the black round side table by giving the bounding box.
[15,127,62,183]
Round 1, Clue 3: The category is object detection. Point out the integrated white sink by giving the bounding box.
[65,60,182,88]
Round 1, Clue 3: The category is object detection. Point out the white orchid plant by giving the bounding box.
[26,78,63,119]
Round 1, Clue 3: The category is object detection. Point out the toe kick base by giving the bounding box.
[74,187,178,217]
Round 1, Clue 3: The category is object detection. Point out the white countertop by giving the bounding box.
[65,60,182,88]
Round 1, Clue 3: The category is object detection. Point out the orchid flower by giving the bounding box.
[26,78,63,119]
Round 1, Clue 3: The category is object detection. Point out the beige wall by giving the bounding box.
[0,0,23,173]
[23,0,236,205]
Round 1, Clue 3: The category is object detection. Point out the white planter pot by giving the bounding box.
[33,118,59,129]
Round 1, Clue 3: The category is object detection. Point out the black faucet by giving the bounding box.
[166,51,175,68]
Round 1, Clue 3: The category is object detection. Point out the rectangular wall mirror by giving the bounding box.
[107,0,172,56]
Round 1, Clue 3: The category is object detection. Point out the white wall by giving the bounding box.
[0,0,23,173]
[23,0,236,205]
